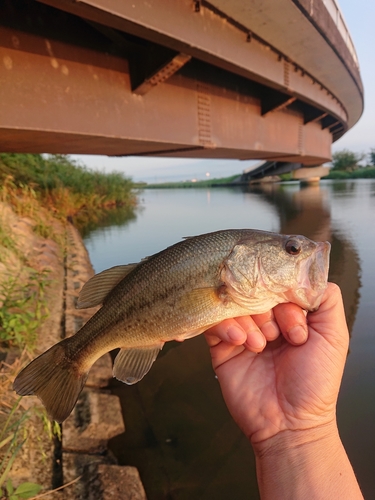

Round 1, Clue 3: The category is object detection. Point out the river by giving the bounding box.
[84,180,375,500]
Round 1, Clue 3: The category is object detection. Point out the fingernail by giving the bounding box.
[261,320,280,340]
[248,331,266,350]
[288,325,308,344]
[227,325,246,343]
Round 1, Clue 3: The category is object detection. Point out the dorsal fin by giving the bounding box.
[77,264,139,309]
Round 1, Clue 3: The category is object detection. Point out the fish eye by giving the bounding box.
[285,239,302,256]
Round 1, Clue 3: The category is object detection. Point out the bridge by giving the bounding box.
[0,0,363,173]
[239,161,330,183]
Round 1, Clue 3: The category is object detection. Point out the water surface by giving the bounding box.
[84,180,375,499]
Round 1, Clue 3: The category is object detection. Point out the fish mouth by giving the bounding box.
[290,241,331,311]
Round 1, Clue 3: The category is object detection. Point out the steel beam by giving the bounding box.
[209,0,362,128]
[242,161,303,180]
[132,53,192,96]
[0,0,363,163]
[0,20,330,163]
[39,0,348,124]
[260,88,297,116]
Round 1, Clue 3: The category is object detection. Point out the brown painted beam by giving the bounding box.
[38,0,348,125]
[132,53,192,96]
[301,103,329,124]
[0,21,331,164]
[2,0,360,165]
[260,88,297,115]
[321,115,340,130]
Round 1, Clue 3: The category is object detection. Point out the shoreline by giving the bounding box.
[141,169,375,189]
[0,201,146,499]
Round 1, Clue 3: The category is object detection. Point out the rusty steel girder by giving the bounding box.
[0,0,363,164]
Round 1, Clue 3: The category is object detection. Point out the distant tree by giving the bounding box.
[369,149,375,167]
[331,149,365,171]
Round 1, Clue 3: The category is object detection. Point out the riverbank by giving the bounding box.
[0,155,146,498]
[141,166,375,188]
[0,153,137,231]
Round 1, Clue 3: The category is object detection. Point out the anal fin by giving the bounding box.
[113,344,164,385]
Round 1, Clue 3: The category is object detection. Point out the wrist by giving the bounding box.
[253,419,338,460]
[252,421,363,500]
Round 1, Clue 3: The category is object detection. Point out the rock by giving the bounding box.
[92,465,147,500]
[63,391,125,454]
[61,455,147,500]
[62,451,117,500]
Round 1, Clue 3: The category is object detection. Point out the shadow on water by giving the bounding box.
[106,182,363,500]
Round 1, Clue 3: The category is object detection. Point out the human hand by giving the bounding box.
[204,283,349,446]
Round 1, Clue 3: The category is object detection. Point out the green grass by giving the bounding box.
[0,153,137,228]
[0,399,44,500]
[0,269,50,351]
[323,167,375,179]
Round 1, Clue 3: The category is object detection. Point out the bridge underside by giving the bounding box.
[0,0,361,165]
[240,161,330,182]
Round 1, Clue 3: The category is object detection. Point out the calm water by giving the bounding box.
[84,180,375,499]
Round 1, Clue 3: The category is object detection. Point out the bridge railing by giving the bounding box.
[323,0,359,67]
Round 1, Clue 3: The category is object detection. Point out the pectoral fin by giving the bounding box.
[180,285,232,310]
[113,344,164,385]
[172,286,232,341]
[77,264,139,309]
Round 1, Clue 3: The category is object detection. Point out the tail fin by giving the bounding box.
[13,343,88,423]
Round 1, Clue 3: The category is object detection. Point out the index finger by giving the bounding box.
[273,302,308,345]
[205,316,266,352]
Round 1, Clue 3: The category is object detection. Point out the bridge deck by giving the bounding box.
[0,0,363,165]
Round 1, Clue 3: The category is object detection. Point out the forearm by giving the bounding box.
[254,422,363,500]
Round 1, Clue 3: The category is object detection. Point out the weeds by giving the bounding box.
[0,397,42,500]
[0,153,136,494]
[0,176,61,244]
[0,270,50,351]
[323,167,375,179]
[0,226,18,262]
[37,410,61,443]
[3,479,42,499]
[0,154,137,233]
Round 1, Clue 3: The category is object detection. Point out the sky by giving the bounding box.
[72,0,374,182]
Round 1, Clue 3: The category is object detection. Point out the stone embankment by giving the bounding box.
[0,202,146,499]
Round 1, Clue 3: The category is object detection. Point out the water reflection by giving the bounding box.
[244,182,361,331]
[330,180,356,194]
[246,182,330,241]
[79,204,140,239]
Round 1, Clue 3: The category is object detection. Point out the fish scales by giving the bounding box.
[67,230,238,353]
[13,229,330,423]
[72,230,244,347]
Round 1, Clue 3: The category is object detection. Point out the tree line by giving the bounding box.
[332,149,375,171]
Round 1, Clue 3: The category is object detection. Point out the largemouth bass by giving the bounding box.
[13,229,330,422]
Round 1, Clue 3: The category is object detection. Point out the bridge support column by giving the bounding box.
[291,166,330,184]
